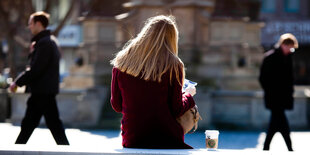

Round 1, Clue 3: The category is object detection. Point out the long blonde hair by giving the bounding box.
[111,15,184,85]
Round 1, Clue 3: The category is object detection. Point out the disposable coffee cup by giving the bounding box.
[205,130,219,150]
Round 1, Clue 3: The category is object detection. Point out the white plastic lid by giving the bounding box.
[205,130,219,139]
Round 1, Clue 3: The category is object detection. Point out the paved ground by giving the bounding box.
[0,123,308,154]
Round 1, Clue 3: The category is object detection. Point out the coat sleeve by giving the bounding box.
[111,67,122,112]
[259,56,274,91]
[170,69,195,118]
[15,41,52,87]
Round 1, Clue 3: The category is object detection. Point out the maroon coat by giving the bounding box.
[111,67,195,149]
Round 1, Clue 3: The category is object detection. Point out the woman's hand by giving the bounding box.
[9,82,17,93]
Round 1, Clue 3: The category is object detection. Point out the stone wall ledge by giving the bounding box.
[209,89,308,98]
[0,147,277,155]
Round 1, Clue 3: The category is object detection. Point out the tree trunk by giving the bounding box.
[52,0,77,36]
[7,34,17,78]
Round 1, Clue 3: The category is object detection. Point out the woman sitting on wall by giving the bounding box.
[110,15,196,149]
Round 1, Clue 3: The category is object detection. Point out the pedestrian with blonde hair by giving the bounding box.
[110,15,196,149]
[259,33,298,151]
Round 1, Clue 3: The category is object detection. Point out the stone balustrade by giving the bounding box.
[5,87,310,130]
[9,87,108,128]
[195,88,310,130]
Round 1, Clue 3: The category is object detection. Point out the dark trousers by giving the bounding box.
[263,109,292,151]
[15,94,69,145]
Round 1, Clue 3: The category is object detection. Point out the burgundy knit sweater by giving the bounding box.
[111,67,195,149]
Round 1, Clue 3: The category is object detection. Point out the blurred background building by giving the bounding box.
[1,0,310,130]
[260,0,310,85]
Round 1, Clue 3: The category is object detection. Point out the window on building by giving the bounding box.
[284,0,300,13]
[260,0,276,13]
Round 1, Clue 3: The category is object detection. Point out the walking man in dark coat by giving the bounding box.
[259,33,298,151]
[10,11,69,145]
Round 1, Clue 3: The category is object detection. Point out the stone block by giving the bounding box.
[195,90,212,129]
[211,95,252,126]
[0,90,8,122]
[195,89,310,130]
[10,87,108,128]
[62,65,95,89]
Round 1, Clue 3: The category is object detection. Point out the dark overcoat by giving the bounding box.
[259,48,294,110]
[15,30,60,94]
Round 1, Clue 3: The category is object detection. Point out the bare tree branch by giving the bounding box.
[24,0,34,20]
[0,0,34,77]
[52,0,77,36]
[0,1,9,27]
[29,0,35,13]
[14,35,30,48]
[44,0,52,13]
[10,0,31,49]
